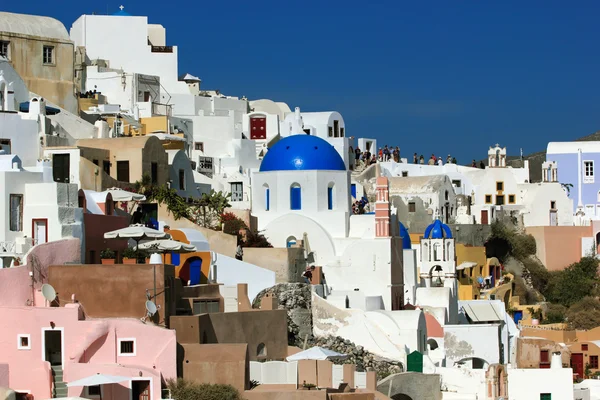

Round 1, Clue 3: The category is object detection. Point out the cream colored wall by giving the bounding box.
[243,247,306,283]
[0,32,77,113]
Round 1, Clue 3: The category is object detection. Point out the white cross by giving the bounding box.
[119,5,125,11]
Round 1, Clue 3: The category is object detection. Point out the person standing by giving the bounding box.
[413,153,418,164]
[302,266,315,284]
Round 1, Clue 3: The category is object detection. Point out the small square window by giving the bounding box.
[591,355,599,369]
[496,195,505,206]
[496,181,504,191]
[0,40,9,60]
[508,195,515,204]
[43,45,55,65]
[18,334,30,350]
[584,161,594,184]
[452,180,461,188]
[582,344,589,351]
[118,338,136,356]
[87,386,102,397]
[550,201,556,209]
[402,171,408,177]
[408,202,416,213]
[485,195,492,204]
[194,142,204,152]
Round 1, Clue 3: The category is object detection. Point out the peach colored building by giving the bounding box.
[0,304,176,400]
[526,226,593,271]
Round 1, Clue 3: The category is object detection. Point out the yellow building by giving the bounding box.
[0,12,77,113]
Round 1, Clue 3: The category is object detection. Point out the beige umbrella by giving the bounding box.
[138,239,197,253]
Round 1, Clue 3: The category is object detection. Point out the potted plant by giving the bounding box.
[13,257,21,266]
[100,248,116,264]
[122,247,137,264]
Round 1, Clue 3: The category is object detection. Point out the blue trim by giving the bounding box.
[351,184,357,199]
[19,101,61,115]
[424,219,453,239]
[266,188,270,211]
[171,253,180,266]
[327,187,333,210]
[290,186,302,210]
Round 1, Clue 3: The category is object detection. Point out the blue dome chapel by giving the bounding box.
[259,135,346,172]
[424,219,453,239]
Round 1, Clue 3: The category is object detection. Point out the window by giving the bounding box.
[591,355,599,369]
[508,195,515,204]
[452,180,461,188]
[540,350,549,363]
[257,343,267,358]
[290,183,302,210]
[116,161,130,182]
[303,129,311,135]
[92,159,99,166]
[496,195,505,206]
[496,181,504,191]
[550,201,556,210]
[118,339,136,356]
[340,127,345,137]
[192,300,220,314]
[17,334,30,350]
[103,160,110,175]
[328,127,333,137]
[87,386,101,397]
[230,182,243,202]
[582,344,589,351]
[408,202,416,213]
[333,120,340,137]
[265,186,270,211]
[194,142,204,152]
[327,183,335,210]
[402,171,408,177]
[178,169,185,190]
[485,195,492,204]
[10,194,23,232]
[151,162,158,184]
[445,190,449,201]
[584,161,594,183]
[0,41,8,59]
[540,394,551,400]
[42,45,54,65]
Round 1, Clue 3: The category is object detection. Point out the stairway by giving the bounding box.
[51,365,68,398]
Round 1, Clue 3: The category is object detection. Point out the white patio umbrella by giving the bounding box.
[104,225,167,258]
[286,346,347,362]
[138,239,197,253]
[104,187,146,202]
[67,374,131,387]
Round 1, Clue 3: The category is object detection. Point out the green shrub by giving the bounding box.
[543,303,567,324]
[122,247,137,259]
[100,248,115,259]
[167,378,242,400]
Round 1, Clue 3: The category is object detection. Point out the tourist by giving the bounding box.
[378,147,383,161]
[355,147,362,165]
[428,156,435,165]
[452,156,457,164]
[437,156,443,166]
[132,206,144,224]
[235,243,243,261]
[419,155,425,164]
[480,161,485,169]
[394,146,400,162]
[471,159,477,167]
[302,266,315,284]
[446,155,452,164]
[413,153,418,164]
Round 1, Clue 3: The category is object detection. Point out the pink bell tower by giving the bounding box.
[375,176,390,238]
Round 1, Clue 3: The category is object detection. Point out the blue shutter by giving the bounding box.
[328,187,333,210]
[171,253,180,266]
[290,186,302,210]
[351,184,357,199]
[190,258,203,285]
[266,188,270,211]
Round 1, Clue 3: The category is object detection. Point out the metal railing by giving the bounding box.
[0,241,15,253]
[151,46,173,53]
[152,102,172,116]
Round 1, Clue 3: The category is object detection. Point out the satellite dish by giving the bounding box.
[41,284,57,302]
[145,300,157,317]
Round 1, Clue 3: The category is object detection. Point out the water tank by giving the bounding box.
[29,97,46,116]
[95,120,109,139]
[551,352,562,369]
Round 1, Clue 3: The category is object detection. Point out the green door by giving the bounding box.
[540,394,551,400]
[407,351,423,373]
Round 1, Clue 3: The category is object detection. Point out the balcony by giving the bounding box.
[152,102,172,117]
[0,238,38,257]
[151,46,173,53]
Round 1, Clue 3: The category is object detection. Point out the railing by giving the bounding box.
[0,241,15,253]
[151,46,173,53]
[152,102,172,116]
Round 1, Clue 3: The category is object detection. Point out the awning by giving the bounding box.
[461,302,503,323]
[457,262,478,271]
[138,239,197,253]
[67,374,130,387]
[19,101,61,115]
[286,346,347,361]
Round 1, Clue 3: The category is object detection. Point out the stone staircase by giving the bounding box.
[51,365,68,398]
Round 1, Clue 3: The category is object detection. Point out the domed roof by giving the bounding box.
[259,135,346,172]
[0,12,70,41]
[424,220,452,239]
[399,222,412,250]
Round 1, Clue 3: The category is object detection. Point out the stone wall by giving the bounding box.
[448,224,492,247]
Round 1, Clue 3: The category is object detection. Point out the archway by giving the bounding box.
[391,395,413,400]
[484,237,510,262]
[457,357,489,370]
[257,342,267,358]
[180,256,203,286]
[427,338,439,351]
[286,236,297,248]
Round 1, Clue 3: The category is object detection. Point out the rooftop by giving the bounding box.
[388,175,449,194]
[0,11,70,41]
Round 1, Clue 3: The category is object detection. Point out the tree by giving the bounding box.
[567,297,600,330]
[544,257,600,307]
[543,303,567,324]
[167,379,242,400]
[192,190,231,229]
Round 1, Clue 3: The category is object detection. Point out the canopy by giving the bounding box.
[67,374,130,387]
[19,101,61,115]
[286,346,347,362]
[104,187,146,202]
[138,239,196,253]
[104,225,167,240]
[457,262,478,271]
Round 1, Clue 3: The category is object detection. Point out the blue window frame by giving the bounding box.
[290,185,301,210]
[265,188,270,211]
[327,187,333,210]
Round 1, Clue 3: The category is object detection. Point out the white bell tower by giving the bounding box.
[419,220,457,298]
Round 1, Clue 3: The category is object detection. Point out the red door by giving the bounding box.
[250,117,266,140]
[481,210,488,224]
[572,353,584,378]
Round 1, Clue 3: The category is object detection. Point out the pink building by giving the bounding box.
[0,303,176,400]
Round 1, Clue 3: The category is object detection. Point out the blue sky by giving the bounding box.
[5,1,600,163]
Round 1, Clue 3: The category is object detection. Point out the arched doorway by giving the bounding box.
[391,395,413,400]
[427,338,439,351]
[180,256,203,286]
[457,357,489,369]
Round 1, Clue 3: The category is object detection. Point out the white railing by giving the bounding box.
[0,241,15,253]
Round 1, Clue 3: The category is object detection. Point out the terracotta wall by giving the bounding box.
[568,341,600,374]
[515,337,570,368]
[48,263,176,326]
[171,310,288,361]
[83,213,129,263]
[526,226,592,271]
[180,343,249,393]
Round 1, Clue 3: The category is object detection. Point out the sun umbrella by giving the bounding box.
[104,187,146,202]
[286,346,347,362]
[66,374,130,387]
[104,225,167,258]
[138,239,197,253]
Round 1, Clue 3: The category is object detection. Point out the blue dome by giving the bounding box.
[259,135,346,172]
[424,220,453,239]
[399,222,412,249]
[113,9,132,16]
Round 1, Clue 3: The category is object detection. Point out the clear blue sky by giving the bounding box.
[5,1,600,163]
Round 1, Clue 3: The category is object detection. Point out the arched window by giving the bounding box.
[445,190,449,201]
[257,343,267,358]
[433,243,441,261]
[290,183,301,210]
[263,183,270,211]
[427,338,439,351]
[327,182,335,210]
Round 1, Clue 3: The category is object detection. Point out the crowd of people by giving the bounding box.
[352,196,370,214]
[411,153,458,165]
[352,144,401,167]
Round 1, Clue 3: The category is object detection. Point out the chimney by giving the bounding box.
[375,177,390,238]
[551,352,562,369]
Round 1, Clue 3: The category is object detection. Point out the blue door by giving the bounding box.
[513,310,523,325]
[171,253,180,266]
[189,258,203,285]
[290,186,301,210]
[351,184,357,199]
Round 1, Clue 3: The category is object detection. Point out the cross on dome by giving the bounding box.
[119,5,125,10]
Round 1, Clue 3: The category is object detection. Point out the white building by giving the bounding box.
[508,356,574,400]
